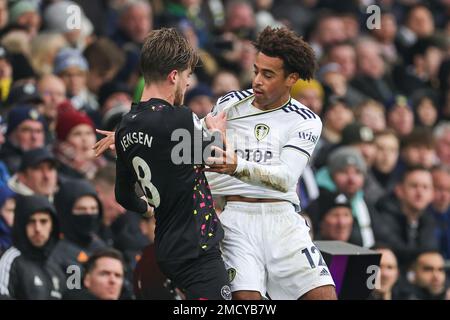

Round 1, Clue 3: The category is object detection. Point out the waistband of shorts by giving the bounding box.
[224,201,296,214]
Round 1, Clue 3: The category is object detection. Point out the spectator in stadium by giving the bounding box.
[83,38,125,95]
[8,0,41,38]
[111,0,152,85]
[369,247,407,300]
[180,20,221,84]
[393,37,445,97]
[312,96,353,169]
[91,164,125,247]
[397,4,435,56]
[185,83,214,119]
[411,90,439,129]
[308,190,354,243]
[54,101,106,180]
[7,147,58,202]
[354,100,386,134]
[0,105,46,174]
[50,179,107,274]
[97,82,132,126]
[434,122,450,166]
[30,32,67,76]
[406,251,449,300]
[399,127,437,170]
[43,1,94,51]
[64,248,125,300]
[308,12,347,60]
[0,195,65,299]
[0,184,15,255]
[212,0,257,86]
[371,12,399,66]
[371,130,400,193]
[376,166,438,270]
[290,79,324,116]
[313,146,381,248]
[351,38,396,106]
[1,29,32,62]
[323,41,357,81]
[386,95,415,138]
[317,62,366,108]
[37,74,67,142]
[211,70,241,100]
[53,47,98,115]
[0,45,13,104]
[0,0,8,30]
[427,165,450,259]
[340,122,384,206]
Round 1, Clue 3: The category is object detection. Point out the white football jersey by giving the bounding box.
[205,89,322,207]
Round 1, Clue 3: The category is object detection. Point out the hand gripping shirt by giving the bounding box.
[205,89,322,209]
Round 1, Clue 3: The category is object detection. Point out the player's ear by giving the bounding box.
[168,70,178,84]
[286,72,299,86]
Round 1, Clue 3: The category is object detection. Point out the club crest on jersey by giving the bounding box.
[254,124,270,141]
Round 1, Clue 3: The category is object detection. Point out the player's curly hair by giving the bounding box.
[140,28,199,83]
[254,26,316,80]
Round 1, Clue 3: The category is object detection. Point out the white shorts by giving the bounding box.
[219,201,335,300]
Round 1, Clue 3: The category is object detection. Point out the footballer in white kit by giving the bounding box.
[204,88,335,299]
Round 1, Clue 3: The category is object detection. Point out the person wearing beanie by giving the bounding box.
[54,101,105,179]
[0,184,15,255]
[341,122,385,206]
[314,146,385,248]
[43,0,93,50]
[7,147,58,203]
[310,190,354,243]
[185,84,214,119]
[0,104,46,174]
[49,179,107,281]
[8,0,41,38]
[0,194,65,299]
[290,79,324,116]
[53,47,99,118]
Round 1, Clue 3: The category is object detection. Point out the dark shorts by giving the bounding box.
[158,247,231,300]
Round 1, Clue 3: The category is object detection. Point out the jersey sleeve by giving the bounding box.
[282,116,323,162]
[231,117,322,193]
[114,131,148,214]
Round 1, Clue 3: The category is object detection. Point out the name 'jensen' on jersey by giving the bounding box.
[120,131,153,151]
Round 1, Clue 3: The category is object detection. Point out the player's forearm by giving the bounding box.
[115,185,148,214]
[232,149,308,193]
[114,166,147,214]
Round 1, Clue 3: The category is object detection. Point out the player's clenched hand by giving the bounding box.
[140,196,155,218]
[204,111,227,136]
[204,144,237,175]
[93,129,116,157]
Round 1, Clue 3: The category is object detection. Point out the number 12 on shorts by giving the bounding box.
[301,246,327,269]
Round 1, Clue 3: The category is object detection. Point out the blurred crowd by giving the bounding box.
[0,0,449,300]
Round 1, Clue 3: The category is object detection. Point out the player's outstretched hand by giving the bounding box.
[204,142,237,175]
[93,129,116,157]
[204,111,227,136]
